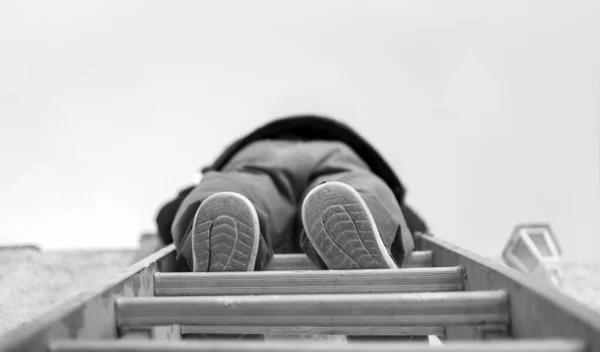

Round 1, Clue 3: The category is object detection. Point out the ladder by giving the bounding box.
[2,233,600,352]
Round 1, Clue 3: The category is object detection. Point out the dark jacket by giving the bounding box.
[156,114,428,245]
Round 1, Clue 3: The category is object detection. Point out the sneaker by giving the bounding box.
[191,192,260,272]
[301,181,398,269]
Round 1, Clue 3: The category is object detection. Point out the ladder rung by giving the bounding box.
[116,291,508,330]
[180,325,443,336]
[154,267,464,296]
[49,340,586,352]
[265,251,432,271]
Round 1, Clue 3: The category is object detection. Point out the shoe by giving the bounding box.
[301,181,397,269]
[192,192,260,272]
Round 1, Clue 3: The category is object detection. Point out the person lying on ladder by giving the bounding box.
[156,114,429,272]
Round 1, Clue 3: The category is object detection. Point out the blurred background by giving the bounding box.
[1,0,599,259]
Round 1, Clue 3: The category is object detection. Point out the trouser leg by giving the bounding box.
[171,166,297,272]
[298,142,415,268]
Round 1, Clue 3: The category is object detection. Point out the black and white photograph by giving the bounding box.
[1,1,599,351]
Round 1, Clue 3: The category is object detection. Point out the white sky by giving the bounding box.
[1,1,599,259]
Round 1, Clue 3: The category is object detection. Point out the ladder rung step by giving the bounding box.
[265,251,432,271]
[154,267,464,296]
[49,340,585,352]
[116,291,508,329]
[180,325,443,336]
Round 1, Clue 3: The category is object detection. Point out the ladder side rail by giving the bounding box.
[0,245,176,352]
[417,233,600,351]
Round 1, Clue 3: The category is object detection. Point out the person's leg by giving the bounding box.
[171,141,298,272]
[298,142,415,269]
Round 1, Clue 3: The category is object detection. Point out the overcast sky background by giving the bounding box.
[1,1,599,259]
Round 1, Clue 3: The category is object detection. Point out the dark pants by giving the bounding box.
[171,140,414,271]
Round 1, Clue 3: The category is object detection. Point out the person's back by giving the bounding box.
[156,114,428,272]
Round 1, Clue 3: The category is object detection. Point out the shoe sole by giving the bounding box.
[301,181,398,269]
[192,192,260,272]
